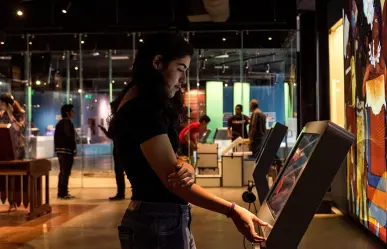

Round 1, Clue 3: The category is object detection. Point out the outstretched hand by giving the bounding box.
[230,205,271,243]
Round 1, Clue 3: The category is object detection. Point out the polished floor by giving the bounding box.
[0,187,384,249]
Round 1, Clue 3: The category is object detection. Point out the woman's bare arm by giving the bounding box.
[141,134,231,215]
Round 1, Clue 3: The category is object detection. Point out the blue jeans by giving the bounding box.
[118,201,196,249]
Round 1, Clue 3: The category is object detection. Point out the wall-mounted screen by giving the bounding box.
[267,133,320,217]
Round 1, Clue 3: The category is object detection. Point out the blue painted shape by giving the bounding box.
[368,200,387,228]
[368,172,387,192]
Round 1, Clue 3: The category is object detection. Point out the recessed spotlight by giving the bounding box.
[139,39,144,43]
[81,40,85,44]
[75,66,79,70]
[62,9,67,14]
[222,38,226,41]
[268,37,272,41]
[17,10,23,16]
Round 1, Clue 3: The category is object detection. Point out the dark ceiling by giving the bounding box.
[0,0,297,32]
[0,0,297,50]
[0,0,297,92]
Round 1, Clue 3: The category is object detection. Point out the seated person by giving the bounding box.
[179,115,211,157]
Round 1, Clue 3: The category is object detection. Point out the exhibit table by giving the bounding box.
[0,159,52,220]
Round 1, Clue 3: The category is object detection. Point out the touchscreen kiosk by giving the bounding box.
[256,121,354,249]
[0,124,16,161]
[253,122,288,204]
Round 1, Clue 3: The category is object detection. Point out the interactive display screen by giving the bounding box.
[266,133,320,218]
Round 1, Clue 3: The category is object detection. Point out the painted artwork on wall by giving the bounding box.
[344,0,387,243]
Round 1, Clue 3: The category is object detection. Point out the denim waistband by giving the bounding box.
[128,200,191,216]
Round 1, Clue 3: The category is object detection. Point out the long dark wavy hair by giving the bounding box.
[110,33,193,126]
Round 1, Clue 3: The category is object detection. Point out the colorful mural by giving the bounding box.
[344,0,387,243]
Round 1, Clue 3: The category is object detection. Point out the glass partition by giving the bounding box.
[1,30,297,188]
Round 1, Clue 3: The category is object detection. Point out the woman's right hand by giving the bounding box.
[230,205,269,243]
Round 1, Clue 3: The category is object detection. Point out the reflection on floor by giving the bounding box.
[0,188,384,249]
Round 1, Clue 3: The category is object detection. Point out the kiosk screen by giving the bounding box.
[266,133,320,218]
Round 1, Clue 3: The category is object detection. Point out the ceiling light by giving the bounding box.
[112,80,115,83]
[29,42,32,45]
[78,89,83,93]
[111,56,130,60]
[0,82,2,85]
[225,83,228,87]
[268,37,272,41]
[197,82,200,87]
[62,9,67,14]
[75,66,79,70]
[222,38,226,41]
[44,82,47,86]
[17,10,23,16]
[0,42,4,45]
[92,52,100,56]
[81,40,85,44]
[124,82,127,85]
[214,65,230,69]
[36,80,41,85]
[139,39,144,43]
[215,54,229,59]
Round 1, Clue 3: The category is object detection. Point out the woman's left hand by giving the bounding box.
[168,162,195,188]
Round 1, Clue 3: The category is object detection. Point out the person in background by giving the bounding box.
[0,93,26,211]
[249,99,267,158]
[98,106,125,200]
[227,104,249,141]
[0,93,26,159]
[54,104,76,200]
[179,114,211,157]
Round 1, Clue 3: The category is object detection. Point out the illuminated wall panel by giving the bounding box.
[344,0,387,243]
[206,81,223,141]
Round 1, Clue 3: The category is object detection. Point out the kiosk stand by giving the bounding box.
[255,121,354,249]
[253,123,288,204]
[195,143,221,187]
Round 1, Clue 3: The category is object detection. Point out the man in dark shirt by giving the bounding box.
[227,104,249,141]
[54,104,76,199]
[249,99,267,157]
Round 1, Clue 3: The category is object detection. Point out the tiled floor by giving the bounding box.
[0,187,384,249]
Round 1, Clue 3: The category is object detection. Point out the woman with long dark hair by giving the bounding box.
[113,33,267,249]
